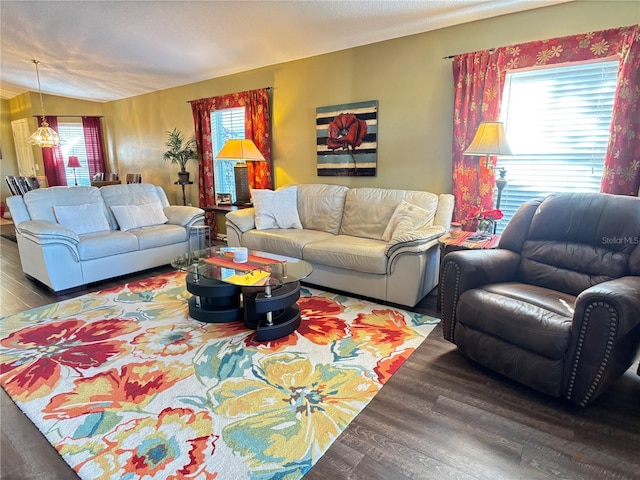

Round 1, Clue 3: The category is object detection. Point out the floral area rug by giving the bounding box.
[0,270,438,479]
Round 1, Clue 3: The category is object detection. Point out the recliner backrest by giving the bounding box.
[500,192,640,296]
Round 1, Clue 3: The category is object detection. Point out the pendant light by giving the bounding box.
[28,59,60,148]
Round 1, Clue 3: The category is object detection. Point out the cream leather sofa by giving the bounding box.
[226,184,454,307]
[7,183,204,294]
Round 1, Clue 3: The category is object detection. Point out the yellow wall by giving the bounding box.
[2,1,638,208]
[2,92,105,200]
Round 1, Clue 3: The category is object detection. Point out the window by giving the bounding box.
[58,122,91,186]
[211,107,245,203]
[495,60,618,233]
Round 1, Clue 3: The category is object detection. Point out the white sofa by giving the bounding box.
[226,184,454,307]
[6,183,205,294]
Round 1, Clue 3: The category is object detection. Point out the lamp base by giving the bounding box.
[234,162,250,205]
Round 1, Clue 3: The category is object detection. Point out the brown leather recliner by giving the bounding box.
[441,192,640,406]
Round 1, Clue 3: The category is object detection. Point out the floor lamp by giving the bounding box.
[67,156,81,185]
[463,122,513,232]
[215,139,266,206]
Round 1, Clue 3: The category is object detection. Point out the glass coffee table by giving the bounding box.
[171,247,313,341]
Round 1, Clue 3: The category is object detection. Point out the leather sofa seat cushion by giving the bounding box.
[131,224,187,249]
[457,282,575,359]
[296,184,349,235]
[77,231,139,260]
[241,229,334,259]
[303,235,387,274]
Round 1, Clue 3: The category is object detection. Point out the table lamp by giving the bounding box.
[463,121,513,210]
[215,139,265,206]
[67,156,81,185]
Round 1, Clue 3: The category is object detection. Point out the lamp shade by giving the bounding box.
[463,122,513,157]
[67,156,81,168]
[215,139,265,162]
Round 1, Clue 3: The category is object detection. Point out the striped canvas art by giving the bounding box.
[316,100,378,176]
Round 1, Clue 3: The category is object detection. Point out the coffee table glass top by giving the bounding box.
[171,247,312,287]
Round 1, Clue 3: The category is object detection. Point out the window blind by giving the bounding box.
[58,122,91,186]
[211,107,245,201]
[495,60,618,233]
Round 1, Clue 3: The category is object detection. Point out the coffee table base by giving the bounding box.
[243,282,302,341]
[184,273,302,340]
[185,273,241,323]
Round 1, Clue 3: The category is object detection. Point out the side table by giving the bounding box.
[174,180,194,206]
[188,224,211,252]
[438,230,500,257]
[202,204,250,238]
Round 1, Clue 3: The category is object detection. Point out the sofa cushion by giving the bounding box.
[340,187,439,240]
[129,224,188,249]
[100,183,169,229]
[76,230,139,261]
[251,186,303,230]
[23,186,106,223]
[241,229,334,259]
[110,201,168,231]
[53,203,112,235]
[303,235,388,274]
[296,184,349,234]
[382,200,435,242]
[457,282,575,359]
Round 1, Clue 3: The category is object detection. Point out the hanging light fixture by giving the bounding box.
[28,59,60,148]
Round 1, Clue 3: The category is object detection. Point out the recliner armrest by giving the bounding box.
[564,276,640,405]
[440,249,520,341]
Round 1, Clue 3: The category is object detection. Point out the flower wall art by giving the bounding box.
[316,100,378,176]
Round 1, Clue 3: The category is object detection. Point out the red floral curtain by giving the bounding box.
[451,24,640,222]
[189,88,272,209]
[41,116,67,187]
[451,50,503,226]
[601,25,640,195]
[82,117,107,179]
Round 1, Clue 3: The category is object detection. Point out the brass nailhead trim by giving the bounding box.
[566,301,617,406]
[440,260,461,341]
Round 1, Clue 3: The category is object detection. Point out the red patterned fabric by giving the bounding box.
[189,88,272,209]
[41,116,67,187]
[452,25,640,223]
[82,117,107,179]
[451,50,503,227]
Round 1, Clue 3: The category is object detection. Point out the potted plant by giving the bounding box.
[163,128,198,183]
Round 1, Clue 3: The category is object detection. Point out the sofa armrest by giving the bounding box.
[226,207,256,234]
[440,249,521,342]
[164,206,205,227]
[17,220,80,244]
[6,195,31,225]
[384,225,445,256]
[564,276,640,405]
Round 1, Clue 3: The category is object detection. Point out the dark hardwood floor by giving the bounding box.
[1,231,639,479]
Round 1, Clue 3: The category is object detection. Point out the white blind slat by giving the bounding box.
[495,60,618,234]
[211,107,246,203]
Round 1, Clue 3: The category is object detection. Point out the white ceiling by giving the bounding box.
[1,0,570,103]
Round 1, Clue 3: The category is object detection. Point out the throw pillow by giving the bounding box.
[110,201,168,231]
[53,203,111,235]
[382,200,435,242]
[251,186,303,230]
